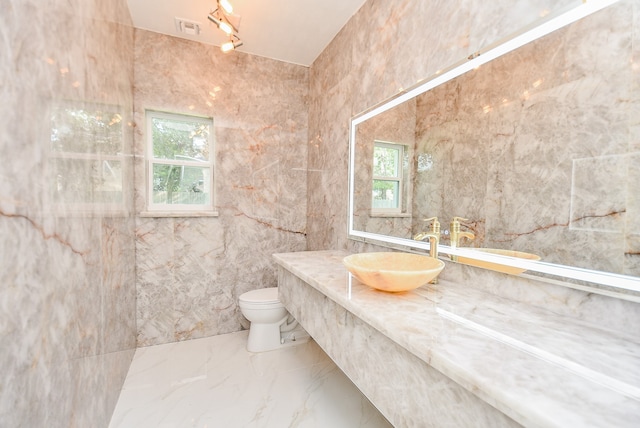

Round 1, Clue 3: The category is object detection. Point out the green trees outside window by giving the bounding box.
[147,111,214,211]
[372,142,404,212]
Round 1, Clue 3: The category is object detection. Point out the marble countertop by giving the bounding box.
[273,250,640,428]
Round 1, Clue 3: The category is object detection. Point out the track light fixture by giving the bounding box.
[207,0,242,53]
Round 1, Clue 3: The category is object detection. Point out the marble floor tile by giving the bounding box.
[109,331,392,428]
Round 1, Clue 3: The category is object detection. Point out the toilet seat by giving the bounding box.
[239,287,283,307]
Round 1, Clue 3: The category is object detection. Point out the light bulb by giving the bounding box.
[219,20,233,35]
[221,41,235,52]
[219,0,233,14]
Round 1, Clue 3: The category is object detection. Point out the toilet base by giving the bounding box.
[280,325,310,347]
[246,323,310,353]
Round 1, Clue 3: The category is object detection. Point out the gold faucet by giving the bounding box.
[413,217,441,284]
[413,217,440,259]
[450,217,475,261]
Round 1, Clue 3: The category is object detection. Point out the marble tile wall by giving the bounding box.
[0,1,136,427]
[307,0,585,251]
[133,30,308,346]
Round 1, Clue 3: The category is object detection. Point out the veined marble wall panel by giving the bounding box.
[626,3,640,275]
[307,0,583,251]
[0,1,136,427]
[133,30,308,347]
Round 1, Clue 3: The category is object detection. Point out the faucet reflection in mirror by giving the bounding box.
[347,0,640,296]
[450,217,474,248]
[450,217,474,262]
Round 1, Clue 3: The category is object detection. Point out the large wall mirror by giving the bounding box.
[348,0,640,299]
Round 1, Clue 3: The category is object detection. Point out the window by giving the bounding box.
[372,141,405,214]
[146,110,215,213]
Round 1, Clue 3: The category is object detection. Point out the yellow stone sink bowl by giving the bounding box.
[455,248,540,275]
[343,252,445,293]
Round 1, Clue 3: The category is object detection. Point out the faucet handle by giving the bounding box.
[423,217,440,234]
[450,216,468,231]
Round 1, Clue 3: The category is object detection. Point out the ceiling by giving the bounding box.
[126,0,366,67]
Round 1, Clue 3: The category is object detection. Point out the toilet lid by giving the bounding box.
[239,287,280,305]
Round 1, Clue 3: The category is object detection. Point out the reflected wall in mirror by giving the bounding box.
[349,0,639,291]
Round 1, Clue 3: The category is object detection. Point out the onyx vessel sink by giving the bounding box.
[343,252,444,292]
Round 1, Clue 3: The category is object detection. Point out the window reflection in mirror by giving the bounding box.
[372,141,407,214]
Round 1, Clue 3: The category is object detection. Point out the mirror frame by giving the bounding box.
[347,0,640,297]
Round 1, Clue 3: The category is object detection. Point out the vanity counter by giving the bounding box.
[274,250,640,427]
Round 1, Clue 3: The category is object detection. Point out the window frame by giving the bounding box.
[371,141,404,215]
[145,110,216,214]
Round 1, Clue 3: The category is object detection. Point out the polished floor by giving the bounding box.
[109,330,392,428]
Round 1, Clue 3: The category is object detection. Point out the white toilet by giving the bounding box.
[238,287,309,352]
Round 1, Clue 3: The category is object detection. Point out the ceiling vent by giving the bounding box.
[174,17,201,36]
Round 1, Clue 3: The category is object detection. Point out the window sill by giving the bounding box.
[139,211,219,218]
[370,212,412,218]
